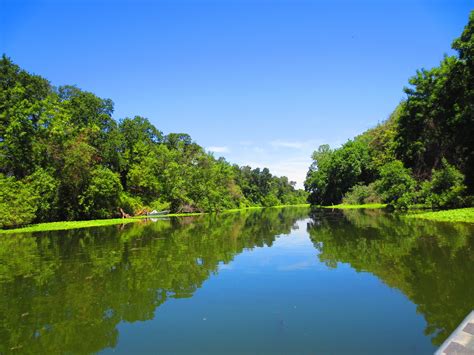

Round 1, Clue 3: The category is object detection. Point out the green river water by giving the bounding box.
[0,207,473,354]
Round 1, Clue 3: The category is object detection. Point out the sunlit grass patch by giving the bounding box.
[406,208,474,223]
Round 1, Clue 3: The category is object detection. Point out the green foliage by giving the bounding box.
[419,159,466,209]
[342,183,381,205]
[0,208,309,352]
[24,168,59,221]
[308,208,474,345]
[306,11,474,209]
[234,165,307,207]
[149,199,171,212]
[395,12,474,188]
[119,192,144,215]
[0,174,38,228]
[305,140,375,205]
[375,160,416,209]
[79,166,123,219]
[408,207,474,223]
[0,56,306,228]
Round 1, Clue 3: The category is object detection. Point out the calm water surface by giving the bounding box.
[0,207,473,354]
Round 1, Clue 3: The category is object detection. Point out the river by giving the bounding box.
[0,207,472,354]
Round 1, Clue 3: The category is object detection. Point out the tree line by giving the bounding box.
[305,11,474,209]
[0,58,307,228]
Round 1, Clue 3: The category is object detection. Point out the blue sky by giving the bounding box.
[1,0,472,187]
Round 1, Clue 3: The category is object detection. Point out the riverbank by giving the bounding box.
[0,204,310,234]
[406,207,474,223]
[321,203,386,209]
[323,204,474,223]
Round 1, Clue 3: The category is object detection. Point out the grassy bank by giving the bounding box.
[406,208,474,223]
[321,203,387,209]
[0,204,310,234]
[0,218,143,234]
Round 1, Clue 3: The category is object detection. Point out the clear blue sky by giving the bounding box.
[1,0,472,187]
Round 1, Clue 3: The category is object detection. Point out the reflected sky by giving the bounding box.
[2,208,472,354]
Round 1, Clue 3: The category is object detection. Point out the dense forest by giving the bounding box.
[0,58,306,228]
[305,11,474,210]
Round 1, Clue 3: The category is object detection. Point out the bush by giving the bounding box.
[342,183,381,205]
[79,167,123,219]
[262,193,280,207]
[149,199,171,212]
[119,193,144,215]
[375,160,416,209]
[420,159,466,209]
[24,168,59,222]
[0,174,39,228]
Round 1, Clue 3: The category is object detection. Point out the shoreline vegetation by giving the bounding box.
[321,203,386,209]
[405,208,474,224]
[0,204,310,234]
[319,204,474,223]
[0,56,307,230]
[4,203,473,235]
[304,13,473,214]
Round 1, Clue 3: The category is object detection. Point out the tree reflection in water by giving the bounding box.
[0,208,308,353]
[307,208,474,346]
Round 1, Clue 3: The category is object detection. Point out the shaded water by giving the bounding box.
[0,207,473,354]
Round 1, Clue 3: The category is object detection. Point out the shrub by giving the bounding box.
[262,193,280,207]
[0,174,39,228]
[420,159,466,209]
[375,160,416,209]
[24,168,59,222]
[149,199,171,212]
[342,183,381,205]
[79,167,123,219]
[119,192,144,215]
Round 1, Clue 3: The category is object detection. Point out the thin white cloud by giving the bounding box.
[270,140,306,149]
[269,139,325,150]
[224,138,339,188]
[207,146,229,153]
[278,261,313,271]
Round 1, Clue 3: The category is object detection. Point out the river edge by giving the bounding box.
[405,207,474,223]
[321,204,474,223]
[3,204,472,235]
[0,204,310,234]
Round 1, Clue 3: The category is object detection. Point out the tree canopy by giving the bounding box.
[305,11,474,209]
[0,57,307,228]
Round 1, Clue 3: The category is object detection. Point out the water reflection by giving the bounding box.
[0,208,308,354]
[1,207,472,353]
[307,208,474,346]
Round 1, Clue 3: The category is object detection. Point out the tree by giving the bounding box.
[0,174,38,228]
[24,168,59,222]
[305,140,375,205]
[79,166,123,219]
[0,56,309,227]
[420,159,466,209]
[375,160,416,209]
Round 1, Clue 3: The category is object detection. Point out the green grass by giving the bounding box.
[406,207,474,223]
[0,204,310,234]
[321,203,387,209]
[0,218,143,234]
